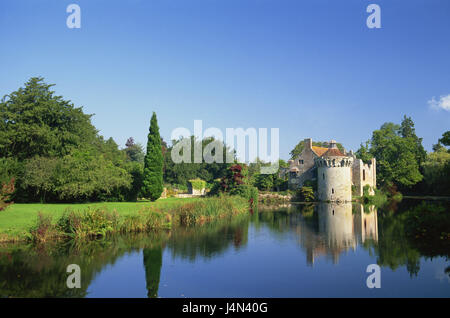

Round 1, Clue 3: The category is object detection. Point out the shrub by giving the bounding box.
[28,212,59,243]
[298,186,315,202]
[362,188,388,207]
[57,208,120,239]
[188,178,206,190]
[0,178,15,211]
[230,184,259,211]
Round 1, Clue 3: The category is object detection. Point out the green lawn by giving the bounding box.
[0,198,200,239]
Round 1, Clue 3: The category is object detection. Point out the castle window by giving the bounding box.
[332,188,334,194]
[299,160,304,164]
[363,169,366,181]
[322,173,325,180]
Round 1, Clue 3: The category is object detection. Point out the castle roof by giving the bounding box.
[311,146,328,157]
[322,148,346,157]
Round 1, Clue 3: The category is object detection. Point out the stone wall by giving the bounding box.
[352,158,376,196]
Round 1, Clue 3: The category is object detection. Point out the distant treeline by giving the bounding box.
[1,78,448,203]
[0,78,279,203]
[355,117,450,196]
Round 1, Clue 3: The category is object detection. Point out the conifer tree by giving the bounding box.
[141,112,164,201]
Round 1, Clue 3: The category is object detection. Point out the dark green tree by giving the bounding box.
[141,112,164,201]
[143,247,163,298]
[399,115,427,166]
[369,122,423,188]
[438,131,450,150]
[0,77,97,160]
[355,141,372,164]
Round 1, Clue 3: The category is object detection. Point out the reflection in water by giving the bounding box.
[286,203,379,265]
[0,200,448,297]
[144,247,163,298]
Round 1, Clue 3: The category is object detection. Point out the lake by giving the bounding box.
[1,199,449,297]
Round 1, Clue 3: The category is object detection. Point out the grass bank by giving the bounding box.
[0,196,249,242]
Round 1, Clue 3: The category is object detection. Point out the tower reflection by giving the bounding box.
[301,203,378,265]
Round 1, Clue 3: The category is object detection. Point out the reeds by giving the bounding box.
[27,195,249,242]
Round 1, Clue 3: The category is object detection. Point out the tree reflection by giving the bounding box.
[143,246,163,298]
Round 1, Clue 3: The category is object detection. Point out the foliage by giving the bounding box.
[124,137,145,163]
[367,119,423,188]
[298,186,315,202]
[0,78,140,203]
[361,186,388,207]
[163,136,233,185]
[28,212,59,243]
[124,161,143,201]
[219,164,246,192]
[21,152,132,202]
[19,197,248,242]
[248,159,288,192]
[399,115,427,166]
[421,149,450,196]
[0,178,15,211]
[0,77,97,160]
[438,131,450,148]
[303,179,317,191]
[255,173,274,191]
[355,141,372,164]
[176,195,248,226]
[188,178,206,190]
[229,184,259,211]
[141,112,164,201]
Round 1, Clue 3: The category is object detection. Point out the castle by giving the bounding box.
[286,138,376,202]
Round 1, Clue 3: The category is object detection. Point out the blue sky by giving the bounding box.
[1,0,449,159]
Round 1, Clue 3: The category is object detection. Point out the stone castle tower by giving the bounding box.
[286,138,376,202]
[315,140,353,202]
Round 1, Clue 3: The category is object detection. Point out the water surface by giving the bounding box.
[1,200,449,297]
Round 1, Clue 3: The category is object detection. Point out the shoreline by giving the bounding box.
[0,196,249,243]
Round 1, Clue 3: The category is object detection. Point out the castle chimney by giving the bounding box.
[329,140,337,149]
[305,138,312,150]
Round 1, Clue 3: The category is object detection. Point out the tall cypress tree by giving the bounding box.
[141,112,164,201]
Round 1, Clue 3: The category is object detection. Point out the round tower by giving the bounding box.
[315,140,353,202]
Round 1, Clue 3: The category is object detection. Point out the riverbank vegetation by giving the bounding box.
[0,196,248,243]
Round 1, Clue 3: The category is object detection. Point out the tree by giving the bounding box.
[124,137,145,163]
[0,77,138,203]
[0,77,97,160]
[399,115,427,166]
[355,141,372,164]
[370,121,423,188]
[22,157,59,202]
[163,136,232,185]
[141,112,164,201]
[438,131,450,150]
[422,148,450,196]
[255,174,274,191]
[0,178,15,211]
[220,164,246,192]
